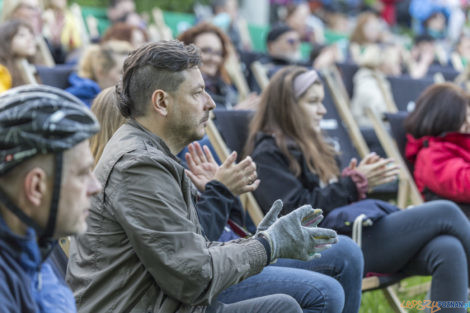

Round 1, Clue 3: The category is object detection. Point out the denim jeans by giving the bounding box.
[208,294,302,313]
[217,235,363,313]
[362,200,470,313]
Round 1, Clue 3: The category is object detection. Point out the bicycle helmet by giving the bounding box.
[0,85,99,244]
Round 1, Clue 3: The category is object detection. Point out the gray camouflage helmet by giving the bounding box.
[0,85,100,175]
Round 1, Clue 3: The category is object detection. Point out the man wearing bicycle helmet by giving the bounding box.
[0,85,101,312]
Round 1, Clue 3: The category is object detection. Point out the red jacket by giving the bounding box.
[406,132,470,203]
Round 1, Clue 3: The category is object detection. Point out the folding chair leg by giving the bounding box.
[397,179,409,208]
[383,286,407,313]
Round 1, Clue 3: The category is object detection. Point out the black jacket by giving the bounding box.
[196,180,245,241]
[251,133,359,216]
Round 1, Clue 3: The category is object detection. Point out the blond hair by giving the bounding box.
[78,40,133,81]
[89,87,125,165]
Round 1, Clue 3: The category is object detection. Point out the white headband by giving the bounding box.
[293,70,319,99]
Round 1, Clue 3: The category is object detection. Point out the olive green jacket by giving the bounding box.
[66,120,266,313]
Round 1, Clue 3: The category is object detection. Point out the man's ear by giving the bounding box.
[23,168,48,208]
[151,89,170,117]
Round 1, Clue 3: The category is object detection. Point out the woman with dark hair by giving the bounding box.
[178,22,258,110]
[245,66,470,312]
[0,19,37,92]
[405,83,470,217]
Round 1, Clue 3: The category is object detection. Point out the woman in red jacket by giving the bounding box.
[405,82,470,217]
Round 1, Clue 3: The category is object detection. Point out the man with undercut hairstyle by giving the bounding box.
[66,40,338,313]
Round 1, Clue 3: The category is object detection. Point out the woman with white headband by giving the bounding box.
[244,66,470,313]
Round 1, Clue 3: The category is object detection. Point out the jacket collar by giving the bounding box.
[0,214,42,272]
[127,119,181,164]
[406,132,470,164]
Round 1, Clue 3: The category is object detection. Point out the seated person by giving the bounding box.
[42,0,83,56]
[351,44,401,127]
[263,23,305,69]
[409,0,453,40]
[0,19,37,92]
[66,40,340,313]
[405,82,470,218]
[178,22,258,110]
[261,23,339,77]
[211,0,252,51]
[348,11,390,62]
[65,40,132,107]
[107,0,136,24]
[1,0,66,64]
[244,66,470,310]
[452,33,470,71]
[88,87,363,313]
[101,22,149,49]
[0,85,101,312]
[407,34,436,79]
[284,1,325,45]
[89,88,248,239]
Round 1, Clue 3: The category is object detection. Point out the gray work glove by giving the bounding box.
[257,200,338,262]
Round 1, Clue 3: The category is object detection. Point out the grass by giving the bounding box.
[361,276,470,313]
[360,276,431,313]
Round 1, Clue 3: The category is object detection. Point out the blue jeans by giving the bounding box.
[361,200,470,313]
[218,235,363,313]
[208,294,302,313]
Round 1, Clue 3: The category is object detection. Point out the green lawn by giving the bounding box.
[361,276,470,313]
[360,276,430,313]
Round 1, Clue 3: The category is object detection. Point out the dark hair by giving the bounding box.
[108,0,128,8]
[117,40,200,118]
[414,34,435,45]
[211,0,228,12]
[244,66,339,182]
[266,23,294,44]
[102,22,149,44]
[405,83,469,138]
[0,19,35,87]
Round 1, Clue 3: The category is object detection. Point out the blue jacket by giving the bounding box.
[65,72,101,108]
[0,216,76,312]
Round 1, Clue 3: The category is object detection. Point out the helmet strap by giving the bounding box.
[0,153,63,248]
[39,152,63,244]
[0,187,43,234]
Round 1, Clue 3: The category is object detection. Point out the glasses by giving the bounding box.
[286,38,300,46]
[200,47,223,58]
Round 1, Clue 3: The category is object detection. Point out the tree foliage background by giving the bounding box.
[74,0,210,13]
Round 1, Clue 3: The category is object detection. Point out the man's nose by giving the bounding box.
[205,91,216,110]
[88,174,102,196]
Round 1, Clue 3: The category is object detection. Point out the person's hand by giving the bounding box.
[213,154,260,195]
[347,152,382,170]
[185,142,219,191]
[257,200,337,262]
[351,153,400,189]
[185,142,260,195]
